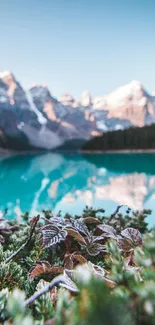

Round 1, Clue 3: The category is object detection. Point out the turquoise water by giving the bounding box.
[0,152,155,226]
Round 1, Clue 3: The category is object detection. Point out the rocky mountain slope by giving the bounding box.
[59,81,155,130]
[0,72,97,150]
[92,81,155,127]
[0,71,155,150]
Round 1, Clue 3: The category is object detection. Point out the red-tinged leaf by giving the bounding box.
[65,227,87,245]
[29,262,51,280]
[64,254,74,270]
[82,217,101,225]
[40,225,67,248]
[97,224,117,239]
[64,253,87,269]
[29,262,63,280]
[103,277,116,288]
[121,228,143,247]
[87,243,106,256]
[50,266,64,275]
[73,254,87,265]
[30,215,40,226]
[117,237,133,252]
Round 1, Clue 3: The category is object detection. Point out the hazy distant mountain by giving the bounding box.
[0,71,155,150]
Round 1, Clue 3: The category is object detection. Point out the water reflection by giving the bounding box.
[0,153,155,225]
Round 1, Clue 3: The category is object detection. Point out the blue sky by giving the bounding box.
[0,0,155,97]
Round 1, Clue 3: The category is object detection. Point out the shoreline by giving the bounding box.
[81,149,155,154]
[1,148,155,157]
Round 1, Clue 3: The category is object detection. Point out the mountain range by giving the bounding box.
[0,71,155,150]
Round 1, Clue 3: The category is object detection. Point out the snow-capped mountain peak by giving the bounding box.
[0,70,14,79]
[92,80,155,127]
[78,90,92,107]
[105,80,144,105]
[0,70,31,109]
[59,93,75,107]
[0,70,155,150]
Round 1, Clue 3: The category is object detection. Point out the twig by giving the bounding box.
[3,208,8,218]
[25,270,79,306]
[108,205,123,224]
[25,275,67,306]
[5,215,40,264]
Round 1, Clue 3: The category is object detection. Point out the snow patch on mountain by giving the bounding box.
[0,71,12,79]
[78,90,92,107]
[105,80,144,108]
[20,124,64,149]
[26,91,47,125]
[1,70,155,150]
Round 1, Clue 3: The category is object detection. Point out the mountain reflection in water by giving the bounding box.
[0,152,155,226]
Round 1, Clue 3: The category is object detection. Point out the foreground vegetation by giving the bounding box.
[0,207,155,324]
[83,123,155,151]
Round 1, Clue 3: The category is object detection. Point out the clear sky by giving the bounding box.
[0,0,155,98]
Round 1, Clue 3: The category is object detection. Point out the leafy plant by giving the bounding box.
[0,207,154,325]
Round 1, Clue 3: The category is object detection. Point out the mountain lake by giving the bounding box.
[0,152,155,227]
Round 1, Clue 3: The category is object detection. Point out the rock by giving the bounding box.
[1,71,155,150]
[93,81,155,127]
[30,85,98,139]
[0,71,30,110]
[29,85,68,120]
